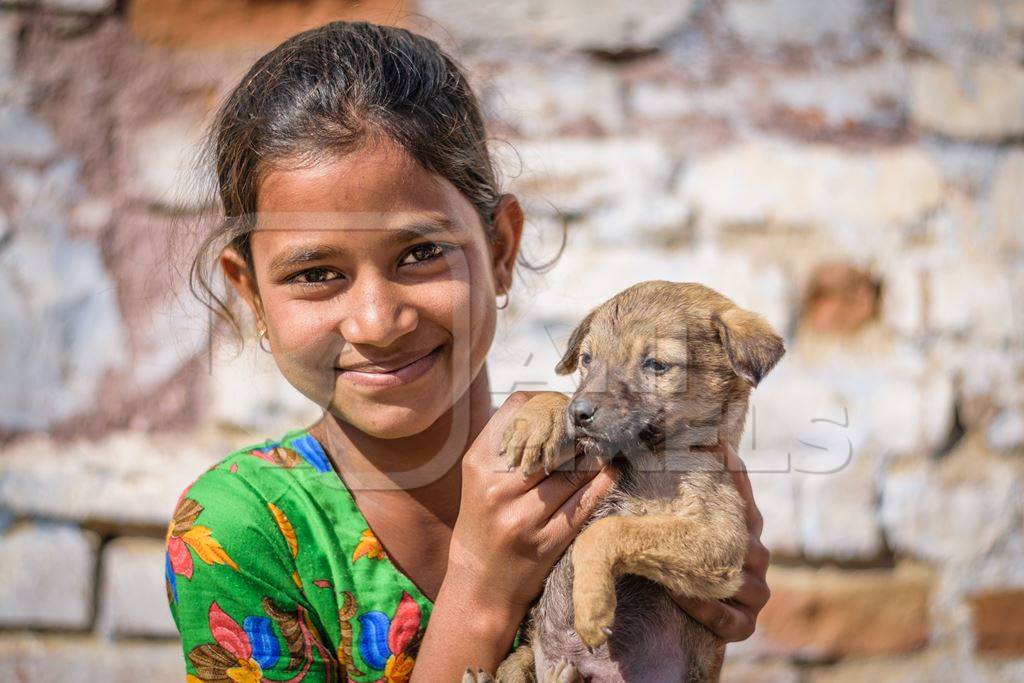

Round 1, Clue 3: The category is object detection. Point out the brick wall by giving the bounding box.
[0,1,1021,681]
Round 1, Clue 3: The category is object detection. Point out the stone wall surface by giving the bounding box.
[0,1,1021,681]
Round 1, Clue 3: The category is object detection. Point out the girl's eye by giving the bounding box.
[289,267,342,286]
[400,242,452,267]
[643,358,670,375]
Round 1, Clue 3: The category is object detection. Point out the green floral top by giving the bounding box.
[165,427,520,682]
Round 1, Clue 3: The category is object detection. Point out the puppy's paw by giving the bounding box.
[574,605,614,652]
[495,643,536,683]
[545,658,584,683]
[573,584,616,652]
[499,393,571,478]
[462,667,495,683]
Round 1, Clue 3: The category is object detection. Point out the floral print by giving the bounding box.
[336,592,364,677]
[186,598,334,682]
[247,433,332,473]
[356,591,422,683]
[165,487,239,605]
[352,529,386,563]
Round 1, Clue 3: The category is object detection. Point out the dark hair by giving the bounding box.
[187,20,566,344]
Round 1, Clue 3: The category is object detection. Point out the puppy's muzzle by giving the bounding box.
[570,396,598,428]
[568,395,616,444]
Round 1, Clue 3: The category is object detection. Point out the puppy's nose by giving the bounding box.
[570,397,598,427]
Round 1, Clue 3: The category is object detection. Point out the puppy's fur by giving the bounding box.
[466,281,784,683]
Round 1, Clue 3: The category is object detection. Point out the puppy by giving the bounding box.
[466,280,784,683]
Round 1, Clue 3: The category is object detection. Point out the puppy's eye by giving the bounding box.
[643,358,670,375]
[580,352,591,367]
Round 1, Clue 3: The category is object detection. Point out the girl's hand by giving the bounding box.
[448,390,622,616]
[671,441,771,642]
[412,391,621,680]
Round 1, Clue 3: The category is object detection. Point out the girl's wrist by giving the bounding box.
[410,569,524,681]
[435,563,525,636]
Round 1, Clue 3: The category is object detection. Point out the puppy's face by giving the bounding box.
[556,281,785,456]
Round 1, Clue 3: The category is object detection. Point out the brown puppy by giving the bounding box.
[465,280,784,683]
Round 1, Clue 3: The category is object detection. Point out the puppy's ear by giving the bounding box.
[555,309,597,375]
[711,306,785,387]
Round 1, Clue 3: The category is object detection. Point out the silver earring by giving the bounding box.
[496,289,509,310]
[256,323,271,353]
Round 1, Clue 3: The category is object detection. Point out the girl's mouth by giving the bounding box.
[335,343,445,388]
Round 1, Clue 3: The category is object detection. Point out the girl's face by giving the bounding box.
[221,137,523,439]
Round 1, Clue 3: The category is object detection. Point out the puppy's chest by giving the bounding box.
[598,452,715,519]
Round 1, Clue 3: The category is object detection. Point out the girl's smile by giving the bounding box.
[336,341,447,388]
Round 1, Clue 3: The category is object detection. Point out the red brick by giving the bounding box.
[128,0,414,50]
[968,589,1024,656]
[800,262,881,335]
[756,565,932,660]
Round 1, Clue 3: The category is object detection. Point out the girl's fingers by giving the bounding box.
[718,442,764,538]
[671,594,755,643]
[539,460,621,541]
[746,535,771,576]
[528,450,617,517]
[671,564,770,642]
[732,571,771,612]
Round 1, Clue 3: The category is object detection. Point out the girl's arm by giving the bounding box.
[410,391,621,681]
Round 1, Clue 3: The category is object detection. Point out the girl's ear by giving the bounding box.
[490,193,524,293]
[711,306,785,388]
[555,308,597,375]
[219,245,265,323]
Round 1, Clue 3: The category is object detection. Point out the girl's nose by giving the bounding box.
[338,272,418,348]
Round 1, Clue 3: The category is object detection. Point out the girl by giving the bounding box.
[165,20,770,682]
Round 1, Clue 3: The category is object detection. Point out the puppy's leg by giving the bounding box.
[500,392,573,477]
[545,658,583,683]
[495,644,536,683]
[571,515,746,649]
